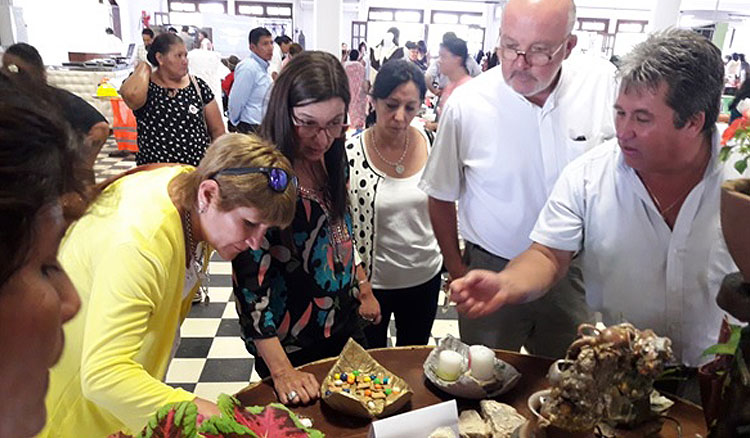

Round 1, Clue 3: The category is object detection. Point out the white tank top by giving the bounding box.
[370,167,443,289]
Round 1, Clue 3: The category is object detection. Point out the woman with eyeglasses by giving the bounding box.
[232,51,381,406]
[40,134,297,438]
[347,60,443,349]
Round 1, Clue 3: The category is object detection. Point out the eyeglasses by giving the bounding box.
[292,115,348,139]
[499,38,568,67]
[209,167,298,193]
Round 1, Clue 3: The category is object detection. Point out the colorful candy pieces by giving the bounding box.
[326,370,401,408]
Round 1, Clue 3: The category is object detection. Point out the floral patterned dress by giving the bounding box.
[344,60,367,130]
[232,187,360,357]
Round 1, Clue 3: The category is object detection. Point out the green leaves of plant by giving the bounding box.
[702,324,743,357]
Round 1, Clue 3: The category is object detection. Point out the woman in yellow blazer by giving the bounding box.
[40,134,297,438]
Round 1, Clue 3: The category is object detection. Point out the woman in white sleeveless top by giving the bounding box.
[346,59,443,348]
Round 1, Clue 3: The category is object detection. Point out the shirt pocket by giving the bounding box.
[565,134,590,163]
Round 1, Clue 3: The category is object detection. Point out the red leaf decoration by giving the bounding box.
[233,405,310,438]
[138,401,199,438]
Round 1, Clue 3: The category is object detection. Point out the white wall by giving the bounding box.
[14,0,114,65]
[342,6,358,49]
[297,0,314,48]
[723,21,750,56]
[313,0,342,55]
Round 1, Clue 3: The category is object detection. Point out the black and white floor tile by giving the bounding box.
[93,139,461,401]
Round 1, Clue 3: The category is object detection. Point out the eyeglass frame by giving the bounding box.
[291,114,348,139]
[498,36,570,67]
[208,167,298,193]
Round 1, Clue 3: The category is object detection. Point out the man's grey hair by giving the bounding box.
[618,28,724,137]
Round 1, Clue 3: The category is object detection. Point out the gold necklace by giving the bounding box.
[642,181,694,217]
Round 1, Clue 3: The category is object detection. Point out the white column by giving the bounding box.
[650,0,681,32]
[313,0,342,55]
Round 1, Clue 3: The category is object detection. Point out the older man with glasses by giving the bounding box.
[419,0,618,358]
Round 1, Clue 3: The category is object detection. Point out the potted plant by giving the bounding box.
[719,98,750,282]
[701,112,750,435]
[698,318,742,428]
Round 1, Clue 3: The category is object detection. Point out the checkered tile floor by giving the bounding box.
[92,138,460,401]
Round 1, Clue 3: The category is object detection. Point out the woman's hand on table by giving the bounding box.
[357,282,382,325]
[272,367,320,406]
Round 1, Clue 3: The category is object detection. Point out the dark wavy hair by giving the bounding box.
[366,59,426,126]
[147,32,184,67]
[0,72,89,286]
[619,29,723,139]
[260,51,350,220]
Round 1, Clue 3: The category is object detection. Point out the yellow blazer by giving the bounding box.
[40,166,204,437]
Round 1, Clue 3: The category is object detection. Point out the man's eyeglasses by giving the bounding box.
[209,167,298,193]
[292,115,348,139]
[499,38,568,67]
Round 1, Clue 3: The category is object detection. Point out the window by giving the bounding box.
[576,18,609,33]
[616,20,648,33]
[432,12,458,24]
[459,14,483,26]
[169,1,196,12]
[368,8,423,23]
[235,2,293,18]
[431,11,482,26]
[351,21,367,52]
[199,2,225,13]
[237,4,263,15]
[168,0,227,13]
[394,10,422,23]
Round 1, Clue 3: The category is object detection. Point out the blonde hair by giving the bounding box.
[169,133,297,227]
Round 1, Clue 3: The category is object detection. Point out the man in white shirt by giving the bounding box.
[269,35,292,80]
[419,0,617,358]
[450,28,736,384]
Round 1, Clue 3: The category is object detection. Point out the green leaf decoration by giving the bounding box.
[137,401,199,438]
[719,146,733,162]
[735,157,749,174]
[702,325,743,357]
[217,393,243,418]
[198,415,257,438]
[233,403,324,438]
[112,394,324,438]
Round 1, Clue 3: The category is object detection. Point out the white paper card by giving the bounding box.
[368,400,459,438]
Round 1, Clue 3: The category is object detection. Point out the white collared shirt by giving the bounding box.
[530,133,738,366]
[419,54,618,259]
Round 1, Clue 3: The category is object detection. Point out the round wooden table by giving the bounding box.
[234,346,707,438]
